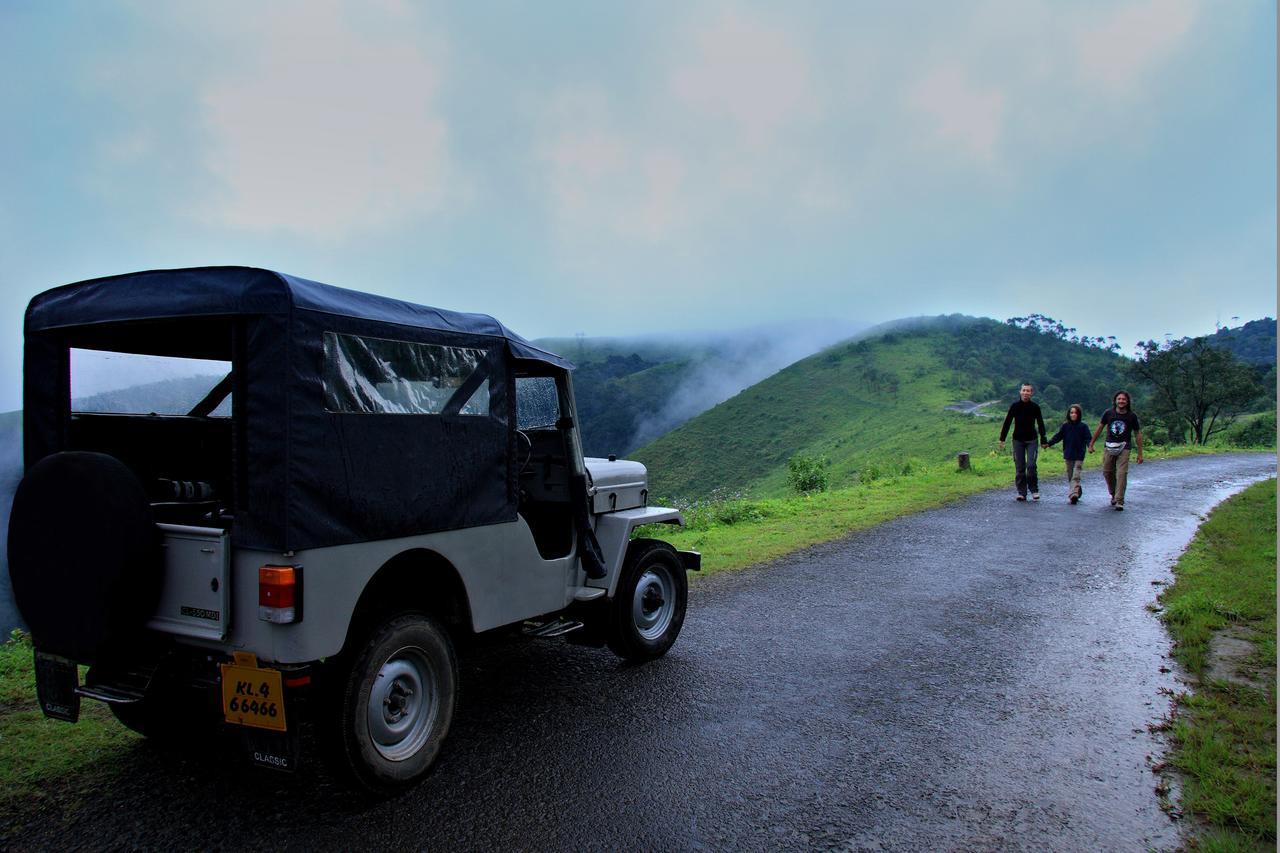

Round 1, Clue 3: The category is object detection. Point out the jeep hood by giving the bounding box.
[584,458,648,513]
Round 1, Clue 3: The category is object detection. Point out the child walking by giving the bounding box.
[1043,404,1092,504]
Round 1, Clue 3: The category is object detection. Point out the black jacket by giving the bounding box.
[999,400,1046,443]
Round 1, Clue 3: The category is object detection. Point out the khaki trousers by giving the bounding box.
[1065,459,1083,499]
[1101,447,1130,504]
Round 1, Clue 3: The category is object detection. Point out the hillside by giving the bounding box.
[1209,317,1276,367]
[537,337,716,458]
[634,315,1131,499]
[538,320,864,458]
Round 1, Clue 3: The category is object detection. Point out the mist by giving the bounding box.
[627,318,867,450]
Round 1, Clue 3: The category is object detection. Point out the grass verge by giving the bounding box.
[0,630,139,804]
[1157,478,1276,849]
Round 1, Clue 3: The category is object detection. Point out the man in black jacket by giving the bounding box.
[998,383,1047,501]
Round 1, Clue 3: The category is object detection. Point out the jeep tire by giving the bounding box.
[321,613,457,793]
[8,451,161,663]
[606,539,687,662]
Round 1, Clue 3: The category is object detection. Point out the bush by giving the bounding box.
[1231,412,1277,447]
[787,453,830,494]
[714,500,767,526]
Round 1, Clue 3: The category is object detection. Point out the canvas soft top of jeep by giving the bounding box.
[22,266,570,554]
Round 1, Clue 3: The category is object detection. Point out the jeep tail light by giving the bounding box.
[259,566,301,624]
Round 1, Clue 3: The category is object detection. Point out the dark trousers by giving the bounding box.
[1012,439,1039,495]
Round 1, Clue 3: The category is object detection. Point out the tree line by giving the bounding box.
[1008,315,1275,446]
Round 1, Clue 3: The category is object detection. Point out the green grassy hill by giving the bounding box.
[634,315,1132,499]
[537,322,863,458]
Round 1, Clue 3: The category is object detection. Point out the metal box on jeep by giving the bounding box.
[8,266,699,792]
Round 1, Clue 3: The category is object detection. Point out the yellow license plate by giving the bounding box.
[220,653,286,732]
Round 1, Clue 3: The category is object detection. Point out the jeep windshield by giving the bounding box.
[71,348,232,417]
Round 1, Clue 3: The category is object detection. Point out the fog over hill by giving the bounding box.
[540,317,867,457]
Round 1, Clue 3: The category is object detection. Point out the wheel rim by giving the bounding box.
[366,646,439,762]
[631,564,676,641]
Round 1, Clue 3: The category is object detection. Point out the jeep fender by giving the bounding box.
[590,507,683,598]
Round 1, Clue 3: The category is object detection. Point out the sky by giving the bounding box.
[0,0,1275,411]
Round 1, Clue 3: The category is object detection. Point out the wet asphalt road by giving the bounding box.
[4,453,1275,851]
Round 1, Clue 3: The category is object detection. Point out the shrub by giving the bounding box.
[787,453,830,494]
[714,500,767,526]
[1231,413,1277,447]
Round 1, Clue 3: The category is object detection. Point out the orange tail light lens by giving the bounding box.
[258,565,301,624]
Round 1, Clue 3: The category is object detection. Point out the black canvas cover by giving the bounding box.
[23,266,571,552]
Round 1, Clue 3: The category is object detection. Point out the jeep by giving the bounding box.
[8,266,697,792]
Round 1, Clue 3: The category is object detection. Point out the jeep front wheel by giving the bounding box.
[322,613,457,793]
[606,539,688,662]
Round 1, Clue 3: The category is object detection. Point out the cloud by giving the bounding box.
[533,9,828,257]
[908,66,1007,164]
[537,89,693,244]
[84,0,458,240]
[669,10,820,147]
[195,1,456,238]
[1075,0,1199,96]
[523,1,1211,309]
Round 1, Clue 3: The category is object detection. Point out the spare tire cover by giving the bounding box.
[8,452,161,663]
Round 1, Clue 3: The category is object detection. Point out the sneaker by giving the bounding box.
[1031,492,1040,501]
[1109,495,1116,506]
[1016,494,1026,501]
[1115,503,1124,512]
[1069,495,1078,505]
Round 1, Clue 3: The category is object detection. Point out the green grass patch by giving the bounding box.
[1158,479,1276,847]
[643,455,1003,573]
[0,631,139,804]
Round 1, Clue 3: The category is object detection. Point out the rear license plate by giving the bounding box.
[220,653,286,732]
[34,652,80,723]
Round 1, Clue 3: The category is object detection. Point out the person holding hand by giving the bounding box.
[1044,403,1092,504]
[998,383,1047,501]
[1089,390,1143,511]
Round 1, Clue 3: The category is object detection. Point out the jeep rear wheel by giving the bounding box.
[322,613,457,793]
[606,539,687,662]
